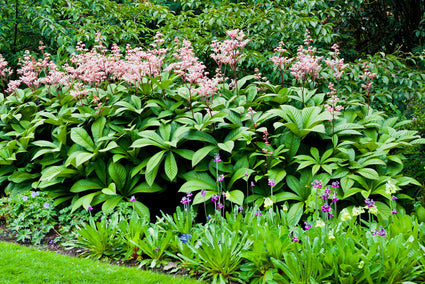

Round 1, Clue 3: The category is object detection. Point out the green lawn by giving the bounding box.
[0,242,201,284]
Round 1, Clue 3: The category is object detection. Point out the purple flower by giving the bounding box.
[214,153,222,163]
[292,236,299,243]
[391,209,397,214]
[43,202,50,209]
[304,222,312,231]
[155,247,159,252]
[201,189,207,196]
[329,213,334,217]
[217,174,224,182]
[217,203,224,211]
[373,227,387,237]
[321,205,331,212]
[365,198,374,207]
[412,116,416,122]
[211,194,219,204]
[250,181,255,187]
[186,192,193,198]
[238,206,244,212]
[181,196,191,205]
[331,192,339,203]
[268,178,276,187]
[391,196,398,201]
[87,206,93,211]
[256,209,262,216]
[312,179,323,189]
[31,191,38,198]
[244,171,249,177]
[22,196,28,201]
[130,195,136,202]
[331,181,340,188]
[222,192,227,199]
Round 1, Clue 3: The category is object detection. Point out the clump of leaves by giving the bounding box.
[0,191,56,245]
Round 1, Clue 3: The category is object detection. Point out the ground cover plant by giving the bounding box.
[1,0,425,283]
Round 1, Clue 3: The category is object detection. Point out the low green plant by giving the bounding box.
[73,214,124,260]
[0,191,56,245]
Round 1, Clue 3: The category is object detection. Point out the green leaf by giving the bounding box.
[134,201,150,220]
[102,183,117,195]
[40,166,77,182]
[70,179,104,193]
[145,151,166,186]
[70,127,95,152]
[8,172,40,183]
[129,182,163,194]
[101,195,123,213]
[75,151,95,167]
[218,140,234,153]
[91,116,106,143]
[226,190,244,206]
[164,152,178,181]
[71,192,99,212]
[108,162,127,190]
[192,145,216,167]
[356,168,379,180]
[287,202,304,227]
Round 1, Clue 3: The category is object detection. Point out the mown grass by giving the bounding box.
[0,241,202,284]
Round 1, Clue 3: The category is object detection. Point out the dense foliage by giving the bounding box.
[0,1,425,282]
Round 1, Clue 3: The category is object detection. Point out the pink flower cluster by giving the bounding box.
[289,29,322,85]
[324,82,344,121]
[360,62,377,92]
[210,29,250,69]
[324,44,348,84]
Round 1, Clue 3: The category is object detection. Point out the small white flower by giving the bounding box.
[352,206,365,216]
[264,197,273,209]
[316,219,325,228]
[340,208,351,221]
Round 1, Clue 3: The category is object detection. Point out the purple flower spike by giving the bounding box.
[186,191,193,198]
[365,198,375,208]
[211,194,219,204]
[373,227,387,237]
[217,203,224,211]
[321,205,331,212]
[214,153,222,163]
[312,179,323,189]
[331,181,340,188]
[201,189,207,196]
[304,222,312,231]
[238,206,244,212]
[217,174,224,182]
[331,192,339,203]
[292,236,299,243]
[181,196,191,205]
[268,178,276,187]
[130,195,136,202]
[256,209,262,216]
